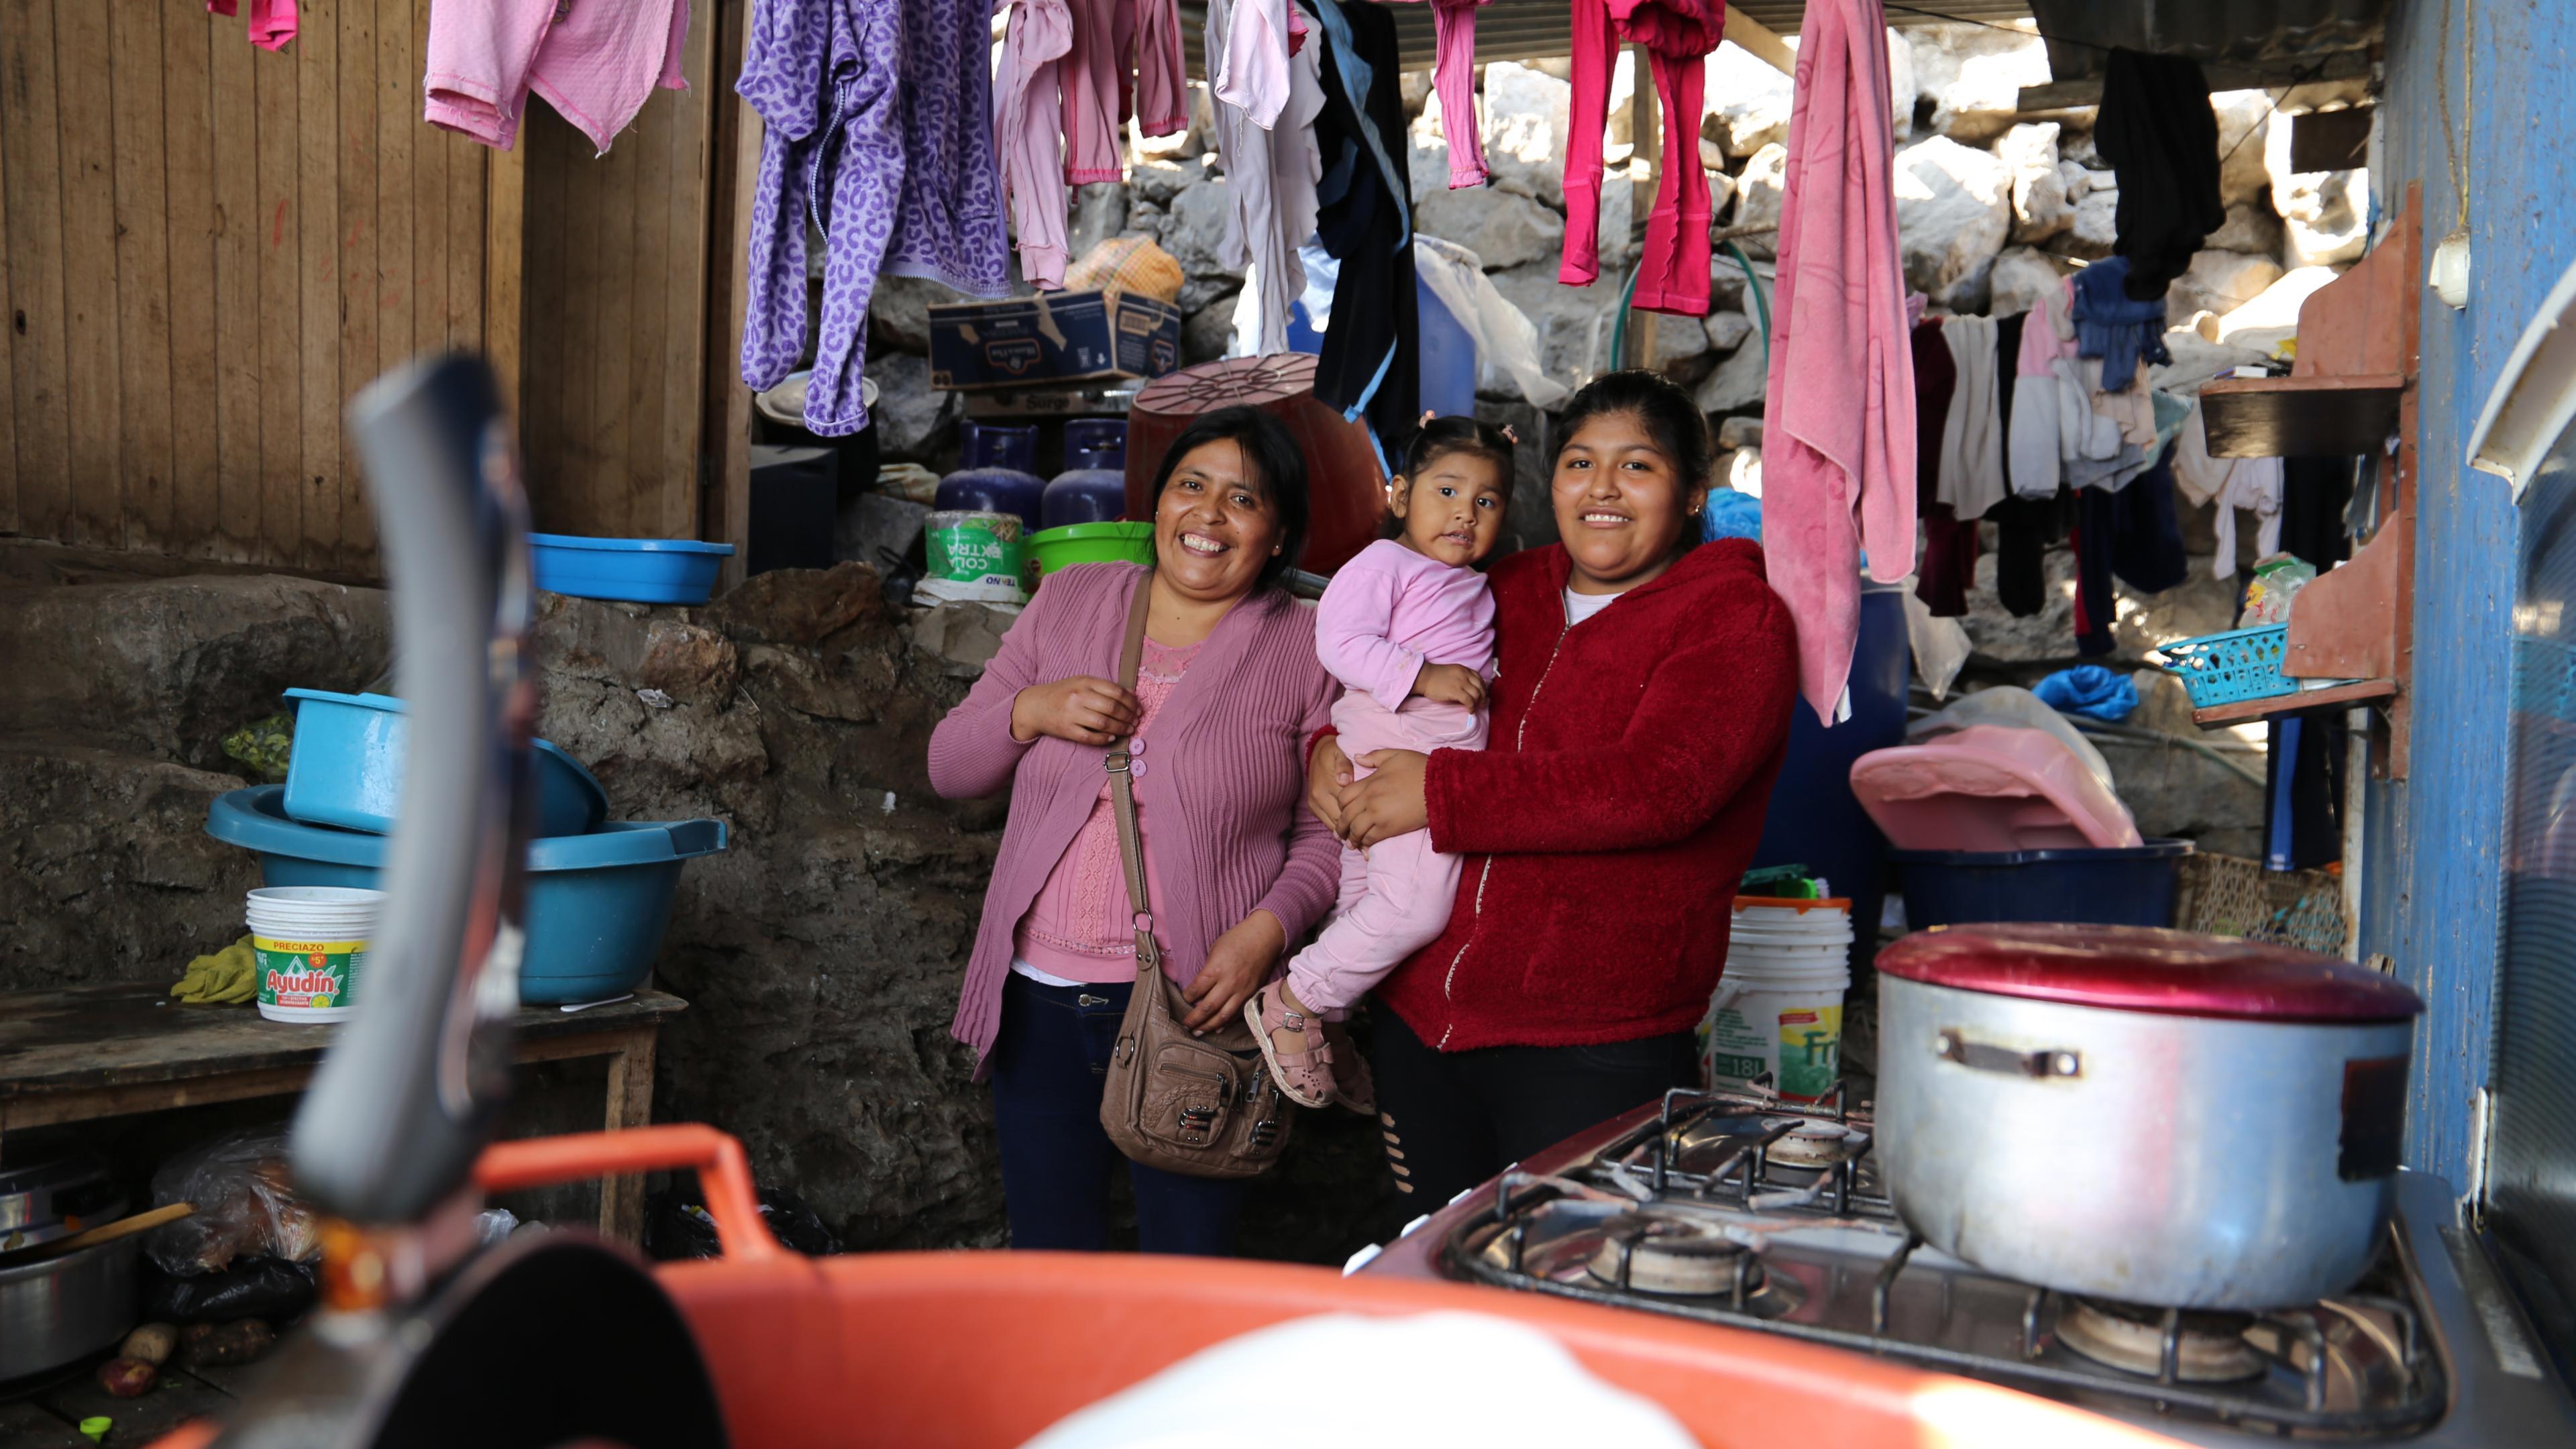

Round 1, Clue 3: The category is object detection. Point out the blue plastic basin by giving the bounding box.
[530,533,735,605]
[281,689,608,838]
[207,786,727,1004]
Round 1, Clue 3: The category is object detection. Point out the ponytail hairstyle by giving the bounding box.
[1552,370,1715,554]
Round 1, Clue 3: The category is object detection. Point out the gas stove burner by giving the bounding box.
[1584,1213,1766,1298]
[2055,1297,2268,1383]
[1762,1120,1864,1170]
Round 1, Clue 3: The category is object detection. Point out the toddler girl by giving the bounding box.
[1246,415,1513,1107]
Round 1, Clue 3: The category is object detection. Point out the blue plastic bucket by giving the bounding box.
[530,533,735,606]
[281,689,607,838]
[1889,839,2195,931]
[207,786,727,1004]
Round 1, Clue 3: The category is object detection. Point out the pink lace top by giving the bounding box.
[1012,635,1203,982]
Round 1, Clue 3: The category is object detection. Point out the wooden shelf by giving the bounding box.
[2199,374,2405,459]
[2193,678,2398,728]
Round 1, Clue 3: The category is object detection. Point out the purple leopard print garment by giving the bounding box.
[737,0,1009,437]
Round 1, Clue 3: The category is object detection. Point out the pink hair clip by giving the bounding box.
[1499,423,1519,445]
[1419,409,1438,427]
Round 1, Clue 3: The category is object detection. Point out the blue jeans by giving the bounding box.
[988,971,1246,1254]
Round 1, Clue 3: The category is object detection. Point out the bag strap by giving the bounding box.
[1106,572,1162,979]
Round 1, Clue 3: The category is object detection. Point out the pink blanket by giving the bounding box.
[1760,0,1914,724]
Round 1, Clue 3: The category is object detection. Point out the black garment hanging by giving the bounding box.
[2071,490,2117,656]
[2094,48,2223,302]
[1911,319,1973,616]
[2109,442,2190,594]
[1306,0,1418,452]
[2280,456,2356,570]
[1986,312,2053,619]
[2264,714,2346,871]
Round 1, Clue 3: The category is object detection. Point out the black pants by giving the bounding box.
[1369,1007,1699,1210]
[988,973,1245,1254]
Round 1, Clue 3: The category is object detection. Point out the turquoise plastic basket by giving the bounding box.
[2155,625,2296,707]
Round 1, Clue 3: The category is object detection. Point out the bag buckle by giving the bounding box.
[1104,748,1132,775]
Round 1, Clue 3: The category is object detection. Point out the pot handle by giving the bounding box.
[1935,1030,2083,1079]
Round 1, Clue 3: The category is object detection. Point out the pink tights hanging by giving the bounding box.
[1561,0,1721,315]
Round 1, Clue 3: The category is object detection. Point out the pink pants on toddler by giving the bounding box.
[1285,689,1485,1013]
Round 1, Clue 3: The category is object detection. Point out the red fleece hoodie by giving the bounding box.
[1375,537,1798,1052]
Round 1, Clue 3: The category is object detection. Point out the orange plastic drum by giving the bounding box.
[1123,354,1387,576]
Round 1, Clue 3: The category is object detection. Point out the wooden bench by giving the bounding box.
[0,983,686,1243]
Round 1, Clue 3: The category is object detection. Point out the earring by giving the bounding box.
[1271,545,1283,555]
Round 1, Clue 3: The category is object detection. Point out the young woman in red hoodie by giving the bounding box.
[1310,370,1799,1208]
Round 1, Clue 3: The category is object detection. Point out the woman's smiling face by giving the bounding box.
[1551,410,1706,592]
[1153,439,1283,604]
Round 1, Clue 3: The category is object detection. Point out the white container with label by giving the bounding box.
[1701,896,1852,1102]
[244,886,384,1024]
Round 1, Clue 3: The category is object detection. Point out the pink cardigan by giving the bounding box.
[929,562,1343,1071]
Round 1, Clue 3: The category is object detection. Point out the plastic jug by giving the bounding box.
[936,422,1047,533]
[1044,419,1129,529]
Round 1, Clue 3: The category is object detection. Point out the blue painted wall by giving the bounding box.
[2365,0,2574,1185]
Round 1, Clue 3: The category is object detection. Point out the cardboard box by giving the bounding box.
[927,289,1183,391]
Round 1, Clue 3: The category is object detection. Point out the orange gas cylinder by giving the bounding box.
[1124,355,1387,576]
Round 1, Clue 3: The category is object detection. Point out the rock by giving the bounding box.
[1731,144,1790,260]
[2206,265,2341,352]
[1988,245,2072,317]
[1721,445,1763,496]
[910,601,1019,676]
[1885,26,1917,140]
[1642,313,1713,382]
[2204,202,2284,257]
[1717,416,1764,451]
[868,275,970,357]
[1893,136,2012,311]
[1067,183,1130,262]
[861,354,958,464]
[1481,62,1572,207]
[1996,122,2070,243]
[2264,114,2367,267]
[1415,187,1565,271]
[1694,341,1769,415]
[1704,43,1794,158]
[1705,166,1736,219]
[1703,309,1753,353]
[837,492,931,574]
[637,621,742,706]
[2211,91,2274,209]
[1183,294,1240,363]
[1593,164,1639,273]
[1905,21,2049,144]
[1130,157,1204,207]
[2060,188,2118,260]
[1160,176,1235,277]
[1475,396,1560,554]
[0,574,388,771]
[0,739,262,991]
[704,562,890,647]
[1487,262,1619,384]
[1401,69,1434,118]
[2059,127,2102,167]
[1134,82,1211,160]
[2165,250,2284,331]
[2057,158,2092,201]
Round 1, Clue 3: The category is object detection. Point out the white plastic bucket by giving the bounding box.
[1703,898,1852,1102]
[244,886,383,1024]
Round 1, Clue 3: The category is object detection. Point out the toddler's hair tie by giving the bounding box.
[1419,409,1438,426]
[1499,424,1519,444]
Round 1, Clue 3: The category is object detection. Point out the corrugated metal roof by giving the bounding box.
[1176,1,2037,76]
[2022,0,2386,86]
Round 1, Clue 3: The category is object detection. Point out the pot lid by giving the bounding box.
[1876,924,2424,1023]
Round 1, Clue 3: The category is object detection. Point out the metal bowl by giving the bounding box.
[0,1234,141,1380]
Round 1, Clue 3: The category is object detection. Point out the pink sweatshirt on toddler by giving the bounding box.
[1287,538,1495,1014]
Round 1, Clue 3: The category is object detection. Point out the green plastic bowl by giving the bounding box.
[1026,521,1156,580]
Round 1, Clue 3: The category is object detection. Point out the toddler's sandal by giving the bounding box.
[1244,984,1337,1110]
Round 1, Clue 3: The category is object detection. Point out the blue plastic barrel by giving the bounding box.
[1280,274,1477,423]
[1748,582,1909,967]
[1888,839,2196,930]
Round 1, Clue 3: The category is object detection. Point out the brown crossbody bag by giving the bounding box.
[1097,571,1295,1178]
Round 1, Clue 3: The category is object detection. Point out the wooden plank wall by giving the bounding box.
[514,1,716,542]
[0,0,498,575]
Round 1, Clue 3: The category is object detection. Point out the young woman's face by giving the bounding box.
[1153,440,1283,604]
[1391,449,1509,568]
[1550,411,1706,592]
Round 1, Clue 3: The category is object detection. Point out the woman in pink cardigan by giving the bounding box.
[929,407,1341,1255]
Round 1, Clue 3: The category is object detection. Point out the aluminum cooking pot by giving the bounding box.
[1875,924,2423,1311]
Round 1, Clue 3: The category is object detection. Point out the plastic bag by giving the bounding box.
[143,1255,317,1324]
[1064,236,1184,303]
[1909,686,2121,802]
[644,1187,841,1260]
[144,1130,321,1275]
[2241,553,2316,626]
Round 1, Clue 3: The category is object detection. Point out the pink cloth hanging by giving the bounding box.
[210,0,299,51]
[423,0,690,154]
[1387,0,1489,189]
[1561,0,1721,313]
[1760,0,1914,724]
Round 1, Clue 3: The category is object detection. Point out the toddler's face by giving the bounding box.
[1393,452,1508,568]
